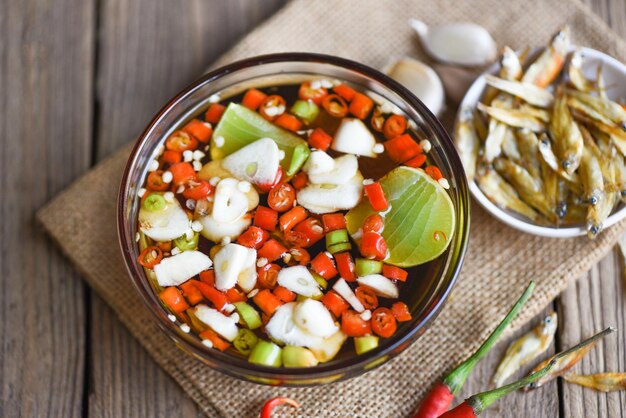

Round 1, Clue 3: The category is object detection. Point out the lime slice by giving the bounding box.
[211,103,310,176]
[346,166,455,267]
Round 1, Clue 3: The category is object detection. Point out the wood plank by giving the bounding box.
[557,251,626,417]
[457,308,559,418]
[89,1,286,417]
[558,2,626,418]
[0,0,94,417]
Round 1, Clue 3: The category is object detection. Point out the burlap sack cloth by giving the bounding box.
[37,0,626,416]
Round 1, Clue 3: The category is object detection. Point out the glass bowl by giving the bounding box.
[118,53,470,386]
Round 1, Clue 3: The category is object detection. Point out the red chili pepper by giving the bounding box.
[237,226,269,249]
[382,264,408,282]
[254,206,279,231]
[392,301,412,322]
[310,252,338,279]
[192,281,228,311]
[169,162,197,186]
[322,213,347,232]
[333,83,356,101]
[362,214,384,233]
[146,171,170,191]
[360,232,387,260]
[242,88,267,111]
[412,282,535,418]
[322,94,348,118]
[279,206,307,232]
[257,167,283,193]
[364,181,389,211]
[291,171,308,190]
[205,103,225,124]
[138,246,163,268]
[404,153,427,168]
[257,239,287,262]
[162,150,182,165]
[383,114,407,140]
[260,397,299,418]
[341,309,371,337]
[298,81,327,104]
[183,118,212,143]
[257,263,281,289]
[165,130,198,152]
[384,133,422,163]
[307,127,333,151]
[267,182,296,212]
[182,179,213,200]
[292,217,325,247]
[321,290,349,318]
[334,252,356,282]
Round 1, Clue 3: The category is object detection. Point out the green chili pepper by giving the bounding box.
[143,193,166,212]
[248,340,282,367]
[355,336,379,355]
[174,232,199,251]
[355,258,383,276]
[282,346,319,367]
[290,100,320,124]
[233,328,259,355]
[311,272,328,290]
[325,229,350,248]
[287,143,310,176]
[327,242,352,254]
[233,302,262,330]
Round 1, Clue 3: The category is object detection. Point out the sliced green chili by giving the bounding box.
[282,346,319,368]
[327,242,352,254]
[290,100,320,124]
[233,328,258,355]
[143,193,166,212]
[325,229,350,248]
[248,340,282,367]
[355,258,383,276]
[233,302,262,330]
[355,336,379,355]
[174,232,199,251]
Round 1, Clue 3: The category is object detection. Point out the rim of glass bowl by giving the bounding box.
[117,52,470,385]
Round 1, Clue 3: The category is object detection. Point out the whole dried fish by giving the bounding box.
[524,326,616,390]
[454,108,480,181]
[485,75,554,107]
[568,49,595,92]
[579,146,604,205]
[522,26,570,87]
[516,129,543,179]
[477,103,546,132]
[567,89,626,130]
[476,168,542,222]
[484,119,508,162]
[491,312,558,387]
[502,128,521,163]
[494,158,554,220]
[500,46,523,81]
[563,372,626,392]
[551,88,584,174]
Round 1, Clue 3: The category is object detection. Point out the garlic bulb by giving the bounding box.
[409,19,497,67]
[383,57,445,116]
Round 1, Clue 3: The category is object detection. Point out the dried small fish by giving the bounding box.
[537,133,580,184]
[517,104,551,123]
[574,111,626,157]
[454,108,480,181]
[476,168,542,222]
[477,103,546,132]
[524,326,616,391]
[542,160,560,218]
[494,158,554,220]
[522,26,570,87]
[587,190,617,238]
[473,108,489,142]
[597,64,608,99]
[384,57,445,116]
[516,129,543,179]
[502,128,521,163]
[491,312,558,387]
[551,88,584,174]
[567,89,626,130]
[579,146,604,205]
[484,119,508,162]
[500,46,523,81]
[485,75,554,107]
[568,49,595,92]
[409,19,497,66]
[568,94,622,129]
[563,372,626,392]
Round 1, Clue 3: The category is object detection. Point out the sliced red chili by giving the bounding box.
[322,94,348,118]
[360,232,387,260]
[298,81,328,105]
[362,214,384,233]
[257,263,281,289]
[165,130,198,152]
[355,286,379,310]
[146,171,169,191]
[138,246,163,269]
[268,182,296,212]
[371,307,397,338]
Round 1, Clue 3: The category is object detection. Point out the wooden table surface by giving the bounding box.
[2,0,626,417]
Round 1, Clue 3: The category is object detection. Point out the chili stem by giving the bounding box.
[469,326,615,414]
[443,281,535,394]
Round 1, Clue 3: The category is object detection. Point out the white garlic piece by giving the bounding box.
[383,57,445,116]
[409,19,497,67]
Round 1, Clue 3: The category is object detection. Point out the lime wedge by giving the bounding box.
[346,166,455,267]
[211,103,310,176]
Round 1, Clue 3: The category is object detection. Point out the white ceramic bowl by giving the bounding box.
[457,46,626,238]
